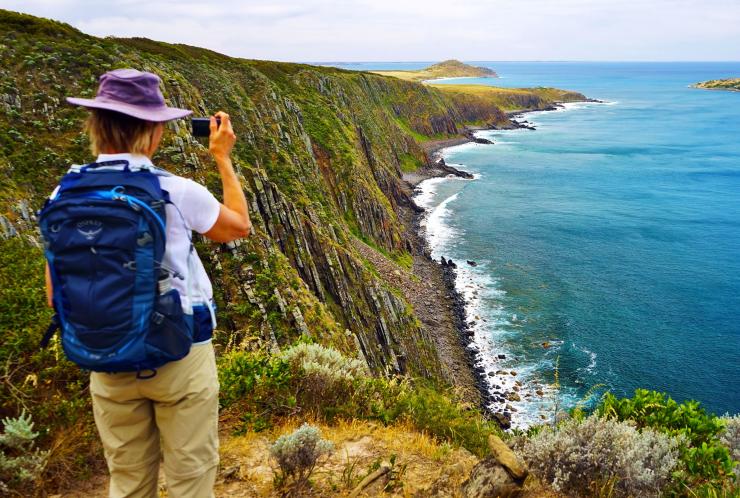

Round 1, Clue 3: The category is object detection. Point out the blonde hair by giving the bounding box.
[85,109,161,156]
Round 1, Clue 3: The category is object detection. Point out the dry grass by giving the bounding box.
[431,84,537,97]
[217,416,479,497]
[430,84,587,111]
[369,70,424,82]
[59,416,567,497]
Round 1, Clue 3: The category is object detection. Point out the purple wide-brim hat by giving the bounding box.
[66,68,192,122]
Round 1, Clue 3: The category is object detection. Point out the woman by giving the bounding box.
[46,68,251,497]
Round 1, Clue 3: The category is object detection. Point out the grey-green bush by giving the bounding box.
[280,343,368,403]
[514,414,681,497]
[720,414,740,484]
[0,410,48,494]
[270,423,334,486]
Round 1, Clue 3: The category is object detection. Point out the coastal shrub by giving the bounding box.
[515,414,681,497]
[218,348,295,431]
[597,390,736,491]
[218,343,501,456]
[279,342,375,421]
[0,410,48,494]
[278,346,503,455]
[280,342,369,403]
[719,415,740,485]
[391,382,502,458]
[597,390,724,446]
[270,423,334,487]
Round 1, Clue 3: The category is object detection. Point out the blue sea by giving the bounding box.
[331,62,740,426]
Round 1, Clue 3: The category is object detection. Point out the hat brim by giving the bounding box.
[66,97,192,122]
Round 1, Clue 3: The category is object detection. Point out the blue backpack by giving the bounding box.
[38,160,193,377]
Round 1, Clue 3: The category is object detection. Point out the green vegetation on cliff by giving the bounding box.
[372,59,498,81]
[694,78,740,92]
[431,84,590,111]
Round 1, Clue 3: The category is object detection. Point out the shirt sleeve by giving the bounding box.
[179,179,221,234]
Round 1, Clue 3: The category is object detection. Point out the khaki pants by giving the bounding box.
[90,343,220,498]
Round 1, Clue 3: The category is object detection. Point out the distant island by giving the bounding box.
[372,59,498,81]
[693,78,740,92]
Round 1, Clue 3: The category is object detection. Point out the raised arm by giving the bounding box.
[45,262,53,308]
[203,111,252,243]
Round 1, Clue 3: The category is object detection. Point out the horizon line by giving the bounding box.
[304,59,740,64]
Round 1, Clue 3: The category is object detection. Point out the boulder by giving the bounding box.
[462,460,521,498]
[487,435,528,480]
[492,412,511,429]
[461,436,529,498]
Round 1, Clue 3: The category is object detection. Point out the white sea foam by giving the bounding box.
[440,141,488,157]
[421,76,473,83]
[558,102,591,112]
[575,344,598,374]
[413,176,447,210]
[414,160,565,429]
[422,192,461,255]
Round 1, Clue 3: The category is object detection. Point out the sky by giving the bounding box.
[2,0,739,62]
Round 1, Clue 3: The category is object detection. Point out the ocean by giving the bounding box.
[331,62,740,427]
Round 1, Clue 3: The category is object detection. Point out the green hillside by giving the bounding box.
[694,78,740,91]
[372,59,498,81]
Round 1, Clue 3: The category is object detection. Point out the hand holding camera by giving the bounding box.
[191,111,236,161]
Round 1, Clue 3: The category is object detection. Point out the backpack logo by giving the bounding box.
[76,219,103,240]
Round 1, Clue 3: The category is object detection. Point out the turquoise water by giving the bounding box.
[334,62,740,424]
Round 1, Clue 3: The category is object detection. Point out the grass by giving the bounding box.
[218,344,503,458]
[218,416,478,496]
[391,117,434,142]
[398,152,422,173]
[431,84,588,111]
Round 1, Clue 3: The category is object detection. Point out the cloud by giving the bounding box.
[1,0,739,61]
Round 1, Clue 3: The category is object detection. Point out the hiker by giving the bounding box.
[40,69,251,497]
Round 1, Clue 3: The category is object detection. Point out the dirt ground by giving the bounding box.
[60,418,480,497]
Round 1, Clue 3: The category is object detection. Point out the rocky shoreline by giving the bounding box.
[400,162,506,425]
[401,103,590,428]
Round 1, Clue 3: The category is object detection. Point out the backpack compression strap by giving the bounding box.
[39,314,60,348]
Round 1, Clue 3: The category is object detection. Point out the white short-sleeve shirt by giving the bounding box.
[51,153,221,315]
